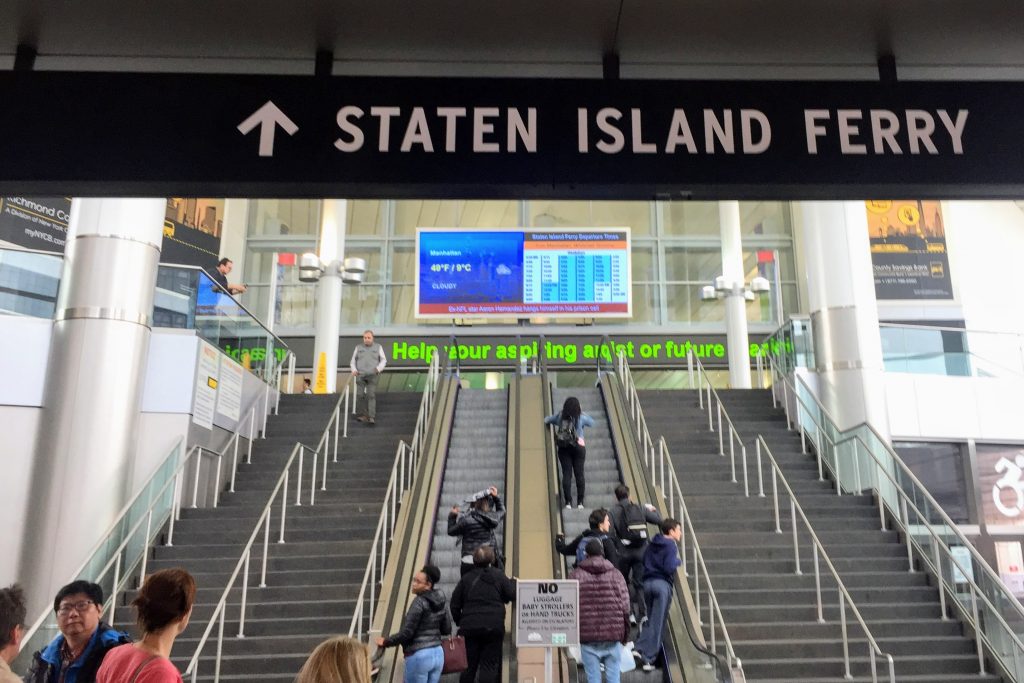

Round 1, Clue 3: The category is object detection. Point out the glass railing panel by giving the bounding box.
[880,324,1024,378]
[15,441,183,672]
[0,247,63,318]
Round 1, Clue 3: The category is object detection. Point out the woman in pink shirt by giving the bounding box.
[97,569,195,683]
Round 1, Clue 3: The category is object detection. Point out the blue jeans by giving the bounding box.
[404,645,444,683]
[634,578,672,665]
[581,642,620,683]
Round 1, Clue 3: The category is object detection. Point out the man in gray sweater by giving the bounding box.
[350,329,387,425]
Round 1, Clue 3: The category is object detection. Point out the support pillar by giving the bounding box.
[799,201,890,435]
[19,198,165,614]
[720,201,752,388]
[312,200,348,393]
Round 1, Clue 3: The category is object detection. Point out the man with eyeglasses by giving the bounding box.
[0,584,26,683]
[25,581,131,683]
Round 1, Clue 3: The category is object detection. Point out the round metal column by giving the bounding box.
[311,199,348,393]
[721,200,752,388]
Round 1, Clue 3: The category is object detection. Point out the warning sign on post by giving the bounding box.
[515,580,579,648]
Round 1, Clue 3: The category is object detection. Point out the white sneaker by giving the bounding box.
[577,504,584,509]
[565,504,572,510]
[642,663,656,673]
[629,614,637,625]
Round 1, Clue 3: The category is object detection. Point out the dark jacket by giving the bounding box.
[382,589,451,656]
[642,534,682,584]
[608,499,662,549]
[450,566,516,633]
[556,529,618,568]
[448,495,505,559]
[571,556,630,644]
[25,621,131,683]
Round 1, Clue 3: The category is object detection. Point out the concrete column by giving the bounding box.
[19,198,165,615]
[311,200,348,393]
[799,201,890,435]
[720,201,751,388]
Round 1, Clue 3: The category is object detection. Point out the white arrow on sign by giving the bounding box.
[237,101,299,157]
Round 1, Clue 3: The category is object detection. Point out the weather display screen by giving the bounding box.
[416,228,631,318]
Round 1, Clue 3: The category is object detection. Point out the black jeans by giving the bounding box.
[556,444,586,506]
[617,545,646,619]
[459,627,504,683]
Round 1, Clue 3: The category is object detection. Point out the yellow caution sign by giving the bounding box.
[315,351,328,394]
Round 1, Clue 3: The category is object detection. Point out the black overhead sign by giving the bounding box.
[1,72,1022,198]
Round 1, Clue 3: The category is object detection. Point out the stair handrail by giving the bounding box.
[766,355,1024,680]
[348,352,442,639]
[616,354,741,676]
[15,439,207,670]
[184,380,353,682]
[755,436,897,682]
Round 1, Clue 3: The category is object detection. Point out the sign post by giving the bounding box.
[516,580,579,683]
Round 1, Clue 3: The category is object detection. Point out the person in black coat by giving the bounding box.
[448,487,505,576]
[555,508,619,569]
[376,566,451,683]
[450,547,516,683]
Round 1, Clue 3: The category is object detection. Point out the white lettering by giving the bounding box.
[664,109,697,153]
[596,108,625,154]
[436,107,466,153]
[703,110,735,154]
[937,109,969,154]
[473,107,500,152]
[740,109,771,154]
[631,109,656,153]
[400,107,434,152]
[804,110,830,154]
[837,109,867,155]
[870,110,902,154]
[334,106,365,152]
[578,108,589,153]
[508,108,537,152]
[906,110,938,154]
[370,106,401,152]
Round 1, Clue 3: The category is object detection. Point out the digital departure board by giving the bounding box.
[416,228,632,319]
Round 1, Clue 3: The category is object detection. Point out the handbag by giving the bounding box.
[618,642,637,673]
[441,636,468,674]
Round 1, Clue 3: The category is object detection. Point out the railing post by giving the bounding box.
[111,554,121,627]
[168,473,180,546]
[741,443,749,497]
[261,384,270,438]
[213,455,222,507]
[214,607,226,683]
[717,403,724,454]
[782,381,791,430]
[344,385,350,438]
[790,499,802,575]
[687,348,694,389]
[322,441,329,492]
[238,550,250,637]
[295,446,304,506]
[140,510,153,580]
[334,406,341,460]
[852,440,863,495]
[933,541,949,620]
[310,448,319,505]
[279,471,289,543]
[813,545,823,623]
[260,514,270,587]
[231,433,239,493]
[901,497,914,572]
[840,594,851,679]
[192,449,202,508]
[971,586,985,675]
[247,407,255,464]
[772,468,782,533]
[756,439,765,497]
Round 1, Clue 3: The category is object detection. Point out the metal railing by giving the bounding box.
[754,436,896,682]
[767,356,1024,680]
[184,383,353,682]
[348,352,442,640]
[16,438,201,670]
[616,353,741,675]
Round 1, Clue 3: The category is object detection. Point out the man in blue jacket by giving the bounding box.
[25,581,131,683]
[633,518,682,672]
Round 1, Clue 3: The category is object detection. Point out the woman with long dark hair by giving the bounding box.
[545,396,595,509]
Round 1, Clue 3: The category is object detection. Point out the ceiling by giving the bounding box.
[3,1,1024,79]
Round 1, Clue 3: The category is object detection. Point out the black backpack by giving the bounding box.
[555,417,578,447]
[617,502,649,546]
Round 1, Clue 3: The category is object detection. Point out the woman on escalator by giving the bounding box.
[545,396,595,509]
[375,566,451,683]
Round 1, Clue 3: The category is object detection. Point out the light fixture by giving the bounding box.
[700,285,717,301]
[750,276,771,293]
[299,253,322,282]
[701,274,771,304]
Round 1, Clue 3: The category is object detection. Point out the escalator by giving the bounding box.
[544,371,729,683]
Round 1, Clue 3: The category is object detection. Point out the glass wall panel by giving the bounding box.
[394,200,519,236]
[663,201,719,236]
[664,247,721,283]
[389,284,415,325]
[390,243,416,284]
[529,201,652,236]
[347,200,387,237]
[341,244,383,282]
[739,201,792,236]
[341,285,383,326]
[631,242,657,281]
[666,284,726,323]
[247,199,320,236]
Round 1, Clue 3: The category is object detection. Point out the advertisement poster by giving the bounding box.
[215,354,243,422]
[0,196,71,252]
[192,340,221,430]
[865,200,953,300]
[161,198,224,268]
[977,444,1024,527]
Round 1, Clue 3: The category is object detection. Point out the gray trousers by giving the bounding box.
[356,372,380,418]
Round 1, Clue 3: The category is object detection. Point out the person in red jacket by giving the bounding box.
[571,540,630,683]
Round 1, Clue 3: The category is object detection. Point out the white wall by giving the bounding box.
[0,407,41,585]
[885,373,1024,442]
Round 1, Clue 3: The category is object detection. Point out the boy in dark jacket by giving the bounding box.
[555,508,618,568]
[608,484,662,623]
[572,540,630,683]
[450,547,516,683]
[633,519,682,671]
[449,487,506,576]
